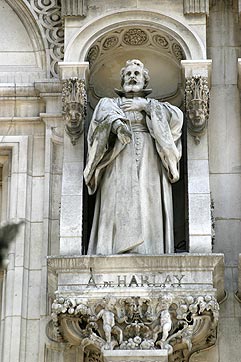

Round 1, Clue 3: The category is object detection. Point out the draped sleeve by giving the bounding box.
[146,100,183,183]
[84,97,128,194]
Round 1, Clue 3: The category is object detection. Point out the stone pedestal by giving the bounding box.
[48,254,224,362]
[103,350,168,362]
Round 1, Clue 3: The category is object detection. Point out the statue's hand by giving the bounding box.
[120,98,149,112]
[117,125,132,145]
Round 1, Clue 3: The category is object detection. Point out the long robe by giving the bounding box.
[84,97,183,255]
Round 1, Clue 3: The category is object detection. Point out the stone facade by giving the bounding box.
[0,1,241,362]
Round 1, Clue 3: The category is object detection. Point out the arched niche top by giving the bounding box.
[65,9,206,63]
[85,26,186,107]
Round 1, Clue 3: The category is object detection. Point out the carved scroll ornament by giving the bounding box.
[51,293,219,361]
[185,76,209,144]
[62,78,87,145]
[27,0,64,77]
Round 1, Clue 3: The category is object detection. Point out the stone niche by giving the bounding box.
[85,26,184,110]
[48,254,224,362]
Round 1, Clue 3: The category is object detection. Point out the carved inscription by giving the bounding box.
[86,273,185,289]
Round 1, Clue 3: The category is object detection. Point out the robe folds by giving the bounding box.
[84,97,183,255]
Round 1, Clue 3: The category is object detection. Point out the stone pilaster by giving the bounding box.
[181,60,212,253]
[58,62,89,255]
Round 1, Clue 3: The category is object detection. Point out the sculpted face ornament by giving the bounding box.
[185,76,209,144]
[187,100,206,127]
[62,78,87,145]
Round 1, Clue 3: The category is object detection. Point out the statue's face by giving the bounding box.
[122,64,145,92]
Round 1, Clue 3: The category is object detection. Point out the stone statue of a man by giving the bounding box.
[84,59,183,255]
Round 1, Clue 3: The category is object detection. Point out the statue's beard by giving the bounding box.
[123,80,144,93]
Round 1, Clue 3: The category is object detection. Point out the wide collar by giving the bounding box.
[114,88,152,98]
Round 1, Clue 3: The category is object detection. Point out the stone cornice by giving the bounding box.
[47,254,225,302]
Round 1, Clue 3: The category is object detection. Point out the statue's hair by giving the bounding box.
[120,59,150,88]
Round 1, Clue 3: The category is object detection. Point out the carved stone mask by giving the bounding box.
[187,99,206,128]
[65,103,81,125]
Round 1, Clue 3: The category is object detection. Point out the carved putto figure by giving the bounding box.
[95,297,123,349]
[84,60,183,255]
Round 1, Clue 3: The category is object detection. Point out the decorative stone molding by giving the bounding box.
[183,0,209,15]
[27,0,64,77]
[51,292,219,360]
[185,76,209,144]
[62,78,87,145]
[86,27,185,69]
[61,0,87,17]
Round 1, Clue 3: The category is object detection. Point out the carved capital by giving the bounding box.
[50,293,219,361]
[185,76,209,144]
[183,0,209,15]
[62,78,87,145]
[61,0,87,17]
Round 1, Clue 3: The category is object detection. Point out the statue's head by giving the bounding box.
[120,59,150,93]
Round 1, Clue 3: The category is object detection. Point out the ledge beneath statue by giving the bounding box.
[47,253,225,302]
[47,254,224,361]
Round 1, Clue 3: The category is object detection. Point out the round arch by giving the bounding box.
[65,9,206,62]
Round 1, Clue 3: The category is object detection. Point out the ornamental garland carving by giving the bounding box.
[87,28,185,68]
[27,0,64,77]
[62,78,87,145]
[51,293,219,361]
[185,76,210,144]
